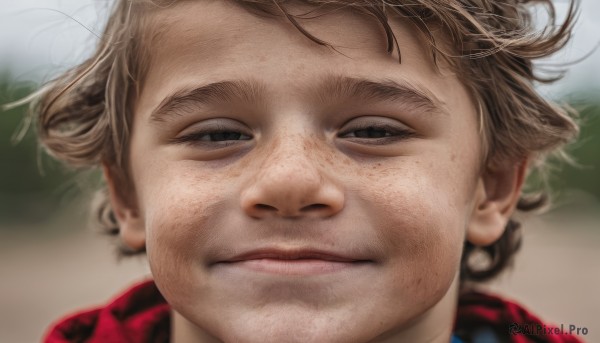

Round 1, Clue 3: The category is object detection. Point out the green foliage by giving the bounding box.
[0,72,78,226]
[552,101,600,200]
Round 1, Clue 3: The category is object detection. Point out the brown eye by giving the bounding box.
[347,127,392,138]
[172,130,252,145]
[196,131,251,142]
[338,123,416,144]
[170,118,254,147]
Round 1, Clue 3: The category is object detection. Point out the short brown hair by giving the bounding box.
[18,0,580,284]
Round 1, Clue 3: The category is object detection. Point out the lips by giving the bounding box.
[222,248,367,263]
[214,248,372,276]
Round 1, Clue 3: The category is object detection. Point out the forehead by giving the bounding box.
[135,0,470,118]
[145,0,400,54]
[141,0,433,70]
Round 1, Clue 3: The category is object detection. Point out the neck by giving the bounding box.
[172,311,222,343]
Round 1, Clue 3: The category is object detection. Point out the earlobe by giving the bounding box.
[102,164,146,251]
[467,159,528,247]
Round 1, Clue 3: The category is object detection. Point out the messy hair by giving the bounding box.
[18,0,579,284]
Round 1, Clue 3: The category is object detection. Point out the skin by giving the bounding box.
[105,1,527,342]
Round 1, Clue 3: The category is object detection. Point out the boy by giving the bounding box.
[29,0,583,342]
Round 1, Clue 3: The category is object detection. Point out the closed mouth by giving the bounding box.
[221,248,370,264]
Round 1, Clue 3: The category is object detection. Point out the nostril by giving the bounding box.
[255,204,277,211]
[300,204,328,212]
[250,203,332,217]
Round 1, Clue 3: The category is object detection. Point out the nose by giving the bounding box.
[240,136,345,219]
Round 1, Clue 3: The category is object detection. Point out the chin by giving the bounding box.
[220,316,360,343]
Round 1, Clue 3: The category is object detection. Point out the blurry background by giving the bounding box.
[0,1,598,342]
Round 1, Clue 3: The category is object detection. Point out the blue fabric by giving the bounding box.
[471,327,500,343]
[450,334,464,343]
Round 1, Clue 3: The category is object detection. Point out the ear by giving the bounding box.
[467,158,528,246]
[102,164,146,251]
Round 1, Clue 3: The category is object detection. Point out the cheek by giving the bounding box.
[362,160,471,301]
[141,170,225,305]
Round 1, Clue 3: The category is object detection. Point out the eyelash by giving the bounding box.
[337,123,416,144]
[172,123,415,147]
[171,129,253,147]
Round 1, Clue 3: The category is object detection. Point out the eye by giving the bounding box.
[181,130,251,142]
[173,130,252,146]
[170,120,253,147]
[338,119,416,144]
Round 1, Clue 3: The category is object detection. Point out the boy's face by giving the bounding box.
[107,1,523,342]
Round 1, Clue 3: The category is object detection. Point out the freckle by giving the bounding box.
[451,153,456,162]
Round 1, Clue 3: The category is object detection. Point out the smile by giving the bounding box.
[214,248,374,276]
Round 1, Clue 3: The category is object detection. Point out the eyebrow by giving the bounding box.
[150,80,265,123]
[149,75,446,123]
[316,75,446,115]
